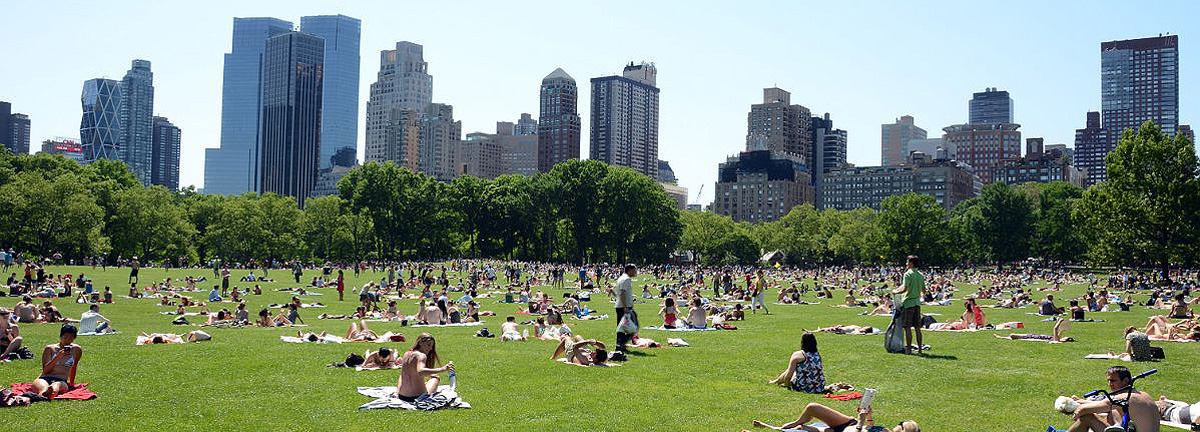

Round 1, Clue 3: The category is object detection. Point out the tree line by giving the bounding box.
[0,121,1193,271]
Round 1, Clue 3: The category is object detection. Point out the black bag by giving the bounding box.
[344,353,364,368]
[920,314,937,329]
[171,316,189,325]
[1150,346,1165,359]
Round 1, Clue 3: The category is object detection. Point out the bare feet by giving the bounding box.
[751,420,770,428]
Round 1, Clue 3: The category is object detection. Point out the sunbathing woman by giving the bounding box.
[660,297,679,329]
[347,320,379,341]
[270,309,293,327]
[745,403,920,432]
[32,324,81,399]
[551,336,608,366]
[994,318,1072,342]
[867,297,893,316]
[768,333,826,393]
[395,333,454,400]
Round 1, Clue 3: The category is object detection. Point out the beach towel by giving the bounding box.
[824,391,863,401]
[357,385,470,410]
[1085,353,1131,361]
[642,326,717,332]
[10,382,96,401]
[556,358,621,367]
[77,331,120,336]
[411,322,483,328]
[666,338,689,347]
[136,334,185,345]
[280,335,346,344]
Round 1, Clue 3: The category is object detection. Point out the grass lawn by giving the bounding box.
[1,265,1196,431]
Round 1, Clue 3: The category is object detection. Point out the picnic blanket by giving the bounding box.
[642,326,717,332]
[158,311,202,316]
[280,335,346,344]
[136,334,185,345]
[78,331,120,336]
[270,303,326,308]
[411,322,483,328]
[357,385,470,410]
[10,382,96,401]
[1085,353,1131,361]
[556,358,621,367]
[824,391,863,400]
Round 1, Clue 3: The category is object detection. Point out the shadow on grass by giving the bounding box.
[623,350,657,358]
[917,353,958,361]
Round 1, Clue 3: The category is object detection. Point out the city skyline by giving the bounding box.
[2,1,1198,204]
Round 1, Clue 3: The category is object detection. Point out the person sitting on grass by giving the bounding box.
[1066,366,1158,432]
[14,296,37,323]
[270,309,293,327]
[681,297,707,329]
[395,333,455,401]
[867,297,893,316]
[500,316,526,341]
[362,347,398,369]
[1168,294,1194,319]
[32,324,81,399]
[205,309,233,325]
[285,303,304,325]
[768,333,826,393]
[208,285,222,303]
[551,336,608,366]
[1040,294,1063,316]
[382,300,400,320]
[744,403,920,432]
[0,309,24,362]
[234,303,249,322]
[659,297,679,329]
[78,304,114,334]
[1110,326,1153,361]
[38,301,63,323]
[994,318,1073,343]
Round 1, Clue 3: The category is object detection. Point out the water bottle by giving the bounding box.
[448,369,457,389]
[522,329,529,339]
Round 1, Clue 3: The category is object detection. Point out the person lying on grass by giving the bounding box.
[1156,396,1200,426]
[395,333,455,401]
[811,325,876,335]
[500,316,526,341]
[628,334,660,348]
[139,330,211,344]
[551,336,608,366]
[205,309,234,325]
[32,324,81,399]
[744,403,920,432]
[1065,366,1158,432]
[768,332,825,393]
[362,347,399,369]
[866,297,893,316]
[344,320,404,343]
[1144,315,1197,341]
[994,318,1073,342]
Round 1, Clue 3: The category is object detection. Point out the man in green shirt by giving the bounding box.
[891,255,925,355]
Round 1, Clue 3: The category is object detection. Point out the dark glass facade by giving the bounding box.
[80,78,123,163]
[258,31,324,206]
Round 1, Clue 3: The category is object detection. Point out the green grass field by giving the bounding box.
[1,265,1196,431]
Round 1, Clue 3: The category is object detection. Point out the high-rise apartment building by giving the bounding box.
[0,102,8,152]
[206,17,294,195]
[0,102,31,154]
[365,41,434,163]
[537,68,581,172]
[747,87,812,164]
[1074,111,1110,187]
[590,62,660,178]
[1102,35,1179,138]
[880,115,927,166]
[941,122,1021,184]
[419,103,461,181]
[455,132,503,179]
[515,113,537,136]
[80,78,123,163]
[258,31,324,206]
[711,150,813,222]
[300,15,361,173]
[151,116,181,190]
[969,88,1014,124]
[382,108,421,171]
[119,59,155,184]
[497,121,538,176]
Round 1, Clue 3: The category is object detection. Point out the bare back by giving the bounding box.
[397,350,428,397]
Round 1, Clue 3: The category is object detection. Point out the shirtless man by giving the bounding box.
[363,347,398,369]
[1068,366,1159,432]
[551,336,609,366]
[421,303,444,326]
[33,324,82,398]
[0,309,23,361]
[395,333,454,400]
[14,295,37,323]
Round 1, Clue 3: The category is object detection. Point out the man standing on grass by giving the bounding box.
[615,264,637,352]
[751,269,770,315]
[891,255,924,355]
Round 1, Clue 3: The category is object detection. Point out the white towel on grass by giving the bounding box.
[642,326,717,332]
[411,322,483,328]
[280,335,346,344]
[357,385,471,410]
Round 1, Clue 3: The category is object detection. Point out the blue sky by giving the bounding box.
[1,0,1196,204]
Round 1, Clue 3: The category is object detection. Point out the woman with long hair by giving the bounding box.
[395,333,454,400]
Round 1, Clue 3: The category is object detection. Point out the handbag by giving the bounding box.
[617,310,638,334]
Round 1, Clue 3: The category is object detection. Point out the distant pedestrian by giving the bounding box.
[615,264,638,352]
[891,255,925,355]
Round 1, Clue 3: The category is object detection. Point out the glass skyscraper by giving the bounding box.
[299,15,361,171]
[205,17,293,195]
[80,78,123,163]
[258,31,324,206]
[120,59,155,185]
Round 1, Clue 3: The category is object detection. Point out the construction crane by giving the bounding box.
[693,184,704,209]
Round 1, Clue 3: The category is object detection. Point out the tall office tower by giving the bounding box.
[515,113,537,136]
[258,31,324,206]
[812,113,847,208]
[79,78,123,163]
[365,41,433,163]
[0,102,8,151]
[151,116,181,190]
[747,87,812,164]
[7,113,31,155]
[419,103,461,181]
[1074,111,1110,187]
[537,68,581,172]
[590,62,660,178]
[880,115,928,166]
[941,122,1022,184]
[206,17,294,195]
[969,88,1014,124]
[119,59,155,184]
[300,15,361,174]
[1102,35,1179,139]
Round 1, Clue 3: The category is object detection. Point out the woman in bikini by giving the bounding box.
[32,324,82,399]
[395,333,454,400]
[660,297,679,329]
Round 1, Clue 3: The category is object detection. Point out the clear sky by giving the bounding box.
[2,0,1196,204]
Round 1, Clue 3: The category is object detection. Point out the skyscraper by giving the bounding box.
[120,59,155,184]
[1074,111,1109,186]
[206,17,294,195]
[258,31,324,206]
[1102,35,1179,138]
[537,68,580,172]
[747,87,812,164]
[8,113,30,155]
[812,113,846,207]
[365,41,433,163]
[419,103,461,181]
[515,113,537,136]
[880,115,927,166]
[969,88,1014,124]
[80,78,123,163]
[0,102,9,152]
[590,62,660,178]
[151,116,181,190]
[299,15,361,173]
